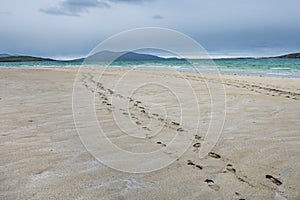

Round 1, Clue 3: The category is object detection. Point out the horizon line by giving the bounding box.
[1,51,299,61]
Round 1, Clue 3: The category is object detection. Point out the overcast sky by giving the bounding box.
[1,0,300,58]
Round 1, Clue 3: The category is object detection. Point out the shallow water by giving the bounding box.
[1,58,300,78]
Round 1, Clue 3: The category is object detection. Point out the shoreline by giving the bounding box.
[1,57,300,79]
[1,65,300,79]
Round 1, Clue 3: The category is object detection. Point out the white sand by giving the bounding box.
[0,68,299,199]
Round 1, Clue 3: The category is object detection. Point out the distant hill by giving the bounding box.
[0,51,181,62]
[0,54,11,58]
[0,56,55,62]
[273,53,300,59]
[84,51,182,62]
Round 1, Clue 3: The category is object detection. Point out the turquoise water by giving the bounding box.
[1,58,300,78]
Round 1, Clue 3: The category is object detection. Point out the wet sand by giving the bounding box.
[0,68,299,199]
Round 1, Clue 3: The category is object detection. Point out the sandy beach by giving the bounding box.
[1,67,299,199]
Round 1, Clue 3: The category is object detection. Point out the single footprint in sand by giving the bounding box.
[194,135,202,140]
[177,128,184,132]
[142,126,151,131]
[171,121,180,126]
[226,164,236,173]
[193,143,201,151]
[187,160,202,169]
[193,143,201,148]
[107,89,114,94]
[204,179,220,191]
[208,152,221,159]
[234,192,246,200]
[156,141,166,147]
[265,175,282,186]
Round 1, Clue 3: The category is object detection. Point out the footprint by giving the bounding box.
[156,141,166,147]
[208,152,221,159]
[237,177,246,183]
[235,192,246,200]
[209,184,220,191]
[193,143,201,151]
[142,126,151,131]
[194,135,202,140]
[195,165,202,170]
[171,122,180,126]
[187,160,202,169]
[226,164,236,173]
[204,179,214,183]
[131,116,138,120]
[136,121,141,125]
[177,128,184,132]
[107,89,114,94]
[193,143,201,148]
[265,175,282,186]
[204,179,220,191]
[187,160,195,166]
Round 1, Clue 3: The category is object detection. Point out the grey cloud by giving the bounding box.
[109,0,153,4]
[41,0,152,16]
[153,14,163,20]
[40,0,110,17]
[3,0,300,58]
[0,10,12,15]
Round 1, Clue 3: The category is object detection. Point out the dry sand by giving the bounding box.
[0,68,299,199]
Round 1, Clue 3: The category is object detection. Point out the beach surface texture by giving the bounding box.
[1,68,299,199]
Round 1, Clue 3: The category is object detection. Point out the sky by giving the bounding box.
[0,0,300,59]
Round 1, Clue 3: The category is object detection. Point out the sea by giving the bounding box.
[1,58,300,78]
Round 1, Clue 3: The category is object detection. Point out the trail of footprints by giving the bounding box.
[187,150,284,198]
[224,79,299,100]
[170,73,300,100]
[81,73,185,150]
[82,73,286,198]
